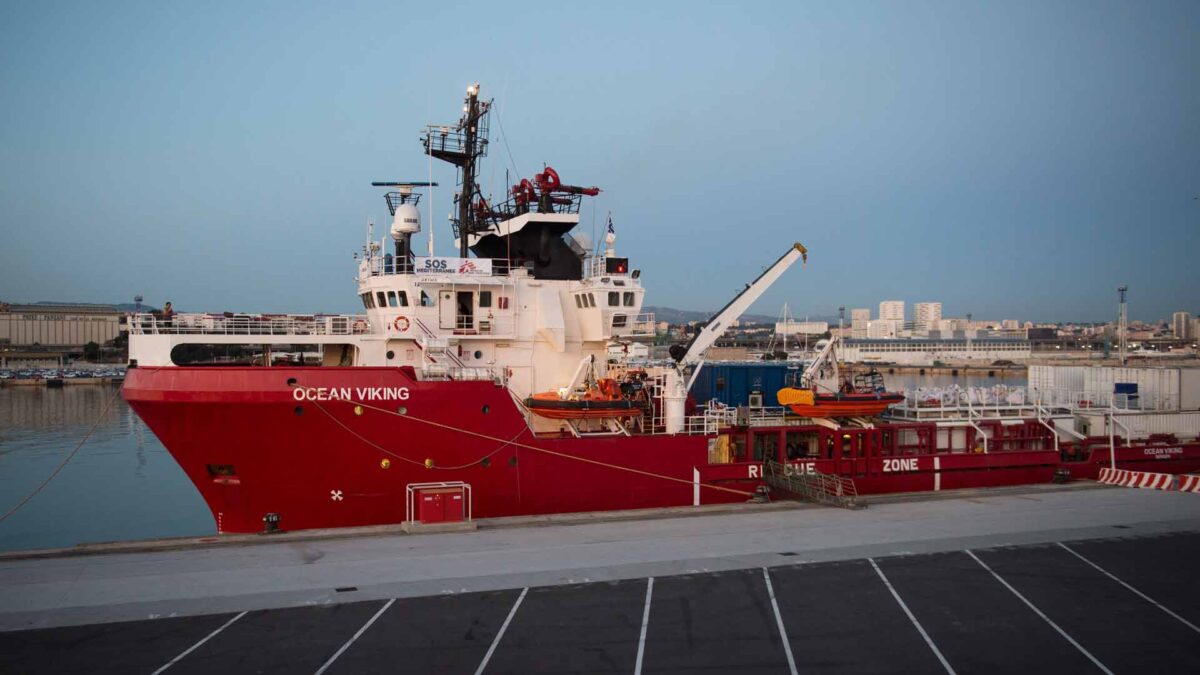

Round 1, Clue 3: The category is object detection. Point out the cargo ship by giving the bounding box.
[123,85,1200,534]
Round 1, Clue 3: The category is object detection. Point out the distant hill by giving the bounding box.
[645,306,779,325]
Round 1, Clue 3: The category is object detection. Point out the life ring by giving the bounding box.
[392,316,410,333]
[352,319,368,333]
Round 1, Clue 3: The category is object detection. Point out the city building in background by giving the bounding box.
[850,308,871,338]
[773,320,828,336]
[0,302,125,366]
[879,300,905,322]
[840,337,1032,365]
[1174,311,1193,339]
[914,302,942,331]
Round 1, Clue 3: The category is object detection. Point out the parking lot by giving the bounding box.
[2,530,1197,674]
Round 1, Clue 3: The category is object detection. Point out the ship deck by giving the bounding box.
[3,483,1199,673]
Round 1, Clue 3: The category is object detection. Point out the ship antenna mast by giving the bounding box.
[423,83,491,258]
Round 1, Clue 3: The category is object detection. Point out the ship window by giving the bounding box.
[398,291,409,307]
[360,293,371,309]
[387,291,398,307]
[574,295,583,308]
[588,294,597,307]
[612,314,628,328]
[608,292,620,307]
[420,291,434,307]
[479,291,492,308]
[498,296,509,309]
[206,464,237,477]
[376,292,386,307]
[623,292,635,306]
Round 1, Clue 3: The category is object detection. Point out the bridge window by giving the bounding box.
[608,292,620,307]
[360,293,371,309]
[574,295,583,308]
[612,314,627,328]
[588,294,597,307]
[420,291,434,307]
[397,291,409,307]
[480,291,492,308]
[623,292,635,306]
[387,291,398,308]
[376,292,386,308]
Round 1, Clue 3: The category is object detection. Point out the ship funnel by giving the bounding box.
[390,203,421,238]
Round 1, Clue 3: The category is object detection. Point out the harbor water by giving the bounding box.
[0,372,1027,552]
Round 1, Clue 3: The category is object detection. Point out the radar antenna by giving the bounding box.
[423,84,491,257]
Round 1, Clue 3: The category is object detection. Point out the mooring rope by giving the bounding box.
[304,389,754,498]
[0,384,124,524]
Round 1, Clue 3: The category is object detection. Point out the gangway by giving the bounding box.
[764,458,864,510]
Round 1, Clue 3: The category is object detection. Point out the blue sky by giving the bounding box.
[1,0,1196,322]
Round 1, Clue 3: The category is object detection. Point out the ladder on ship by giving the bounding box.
[763,458,864,510]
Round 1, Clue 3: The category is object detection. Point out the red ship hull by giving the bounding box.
[125,366,1200,535]
[123,366,716,534]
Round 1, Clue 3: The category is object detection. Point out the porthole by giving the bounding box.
[386,350,395,360]
[474,350,482,359]
[481,457,491,468]
[482,404,490,414]
[397,406,407,415]
[294,406,304,416]
[287,377,297,387]
[509,455,518,467]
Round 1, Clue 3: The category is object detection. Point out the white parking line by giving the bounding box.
[762,568,798,675]
[965,550,1113,675]
[634,577,654,675]
[869,558,957,675]
[1057,542,1200,634]
[474,587,528,675]
[313,598,396,675]
[151,611,248,675]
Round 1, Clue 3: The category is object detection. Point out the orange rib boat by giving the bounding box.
[777,387,904,418]
[525,379,643,420]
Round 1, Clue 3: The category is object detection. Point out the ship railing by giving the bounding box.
[129,312,370,336]
[1029,387,1177,413]
[625,313,656,338]
[764,458,862,510]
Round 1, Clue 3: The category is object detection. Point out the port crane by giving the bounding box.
[670,242,808,389]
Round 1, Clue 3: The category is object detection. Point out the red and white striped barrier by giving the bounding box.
[1098,467,1176,490]
[1180,475,1200,493]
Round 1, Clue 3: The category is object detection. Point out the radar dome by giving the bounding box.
[390,203,421,238]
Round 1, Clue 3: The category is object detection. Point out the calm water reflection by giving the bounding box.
[0,385,212,552]
[0,372,1026,552]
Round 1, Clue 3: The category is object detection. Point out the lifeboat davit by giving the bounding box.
[525,378,642,420]
[777,387,904,418]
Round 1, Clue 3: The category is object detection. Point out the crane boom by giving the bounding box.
[674,242,807,369]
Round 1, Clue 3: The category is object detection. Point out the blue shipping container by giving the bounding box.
[689,362,801,407]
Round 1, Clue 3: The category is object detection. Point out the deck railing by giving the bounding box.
[129,313,370,336]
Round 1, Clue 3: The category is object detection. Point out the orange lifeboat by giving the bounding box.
[525,378,642,420]
[777,386,904,418]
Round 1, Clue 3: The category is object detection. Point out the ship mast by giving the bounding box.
[423,83,491,258]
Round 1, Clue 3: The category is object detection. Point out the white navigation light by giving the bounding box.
[467,85,477,95]
[390,203,421,238]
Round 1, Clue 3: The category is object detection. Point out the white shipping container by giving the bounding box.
[1112,411,1200,439]
[1028,365,1088,392]
[1180,368,1200,411]
[1083,367,1180,411]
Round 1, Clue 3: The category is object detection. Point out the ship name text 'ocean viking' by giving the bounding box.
[292,387,411,402]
